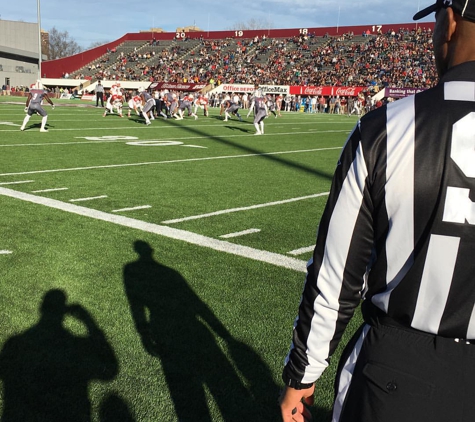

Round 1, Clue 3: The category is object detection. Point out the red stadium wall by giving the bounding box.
[41,22,435,79]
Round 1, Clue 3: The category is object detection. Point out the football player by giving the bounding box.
[193,94,209,117]
[177,93,198,120]
[251,91,268,135]
[104,85,124,117]
[138,87,155,125]
[223,94,242,122]
[127,94,143,118]
[20,80,55,132]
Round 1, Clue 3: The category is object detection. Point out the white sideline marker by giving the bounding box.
[32,187,69,193]
[220,229,261,239]
[69,195,108,202]
[0,187,306,273]
[162,192,330,224]
[112,205,152,213]
[288,245,315,256]
[0,180,34,185]
[0,250,12,255]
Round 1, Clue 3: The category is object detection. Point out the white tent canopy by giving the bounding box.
[40,78,151,93]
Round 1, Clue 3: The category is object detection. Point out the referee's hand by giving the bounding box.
[279,385,314,422]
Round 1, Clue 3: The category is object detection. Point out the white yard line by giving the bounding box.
[112,205,152,213]
[0,147,341,177]
[0,187,307,273]
[288,245,315,256]
[0,180,34,185]
[0,119,354,133]
[0,250,13,255]
[220,229,261,239]
[32,187,69,193]
[69,195,108,202]
[0,129,350,147]
[162,192,330,224]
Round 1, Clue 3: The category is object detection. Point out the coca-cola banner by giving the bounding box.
[149,82,208,91]
[289,86,366,97]
[385,87,428,98]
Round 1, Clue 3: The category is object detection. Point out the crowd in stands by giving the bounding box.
[70,27,436,92]
[3,27,436,95]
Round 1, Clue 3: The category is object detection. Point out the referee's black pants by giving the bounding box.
[334,319,475,422]
[96,92,104,107]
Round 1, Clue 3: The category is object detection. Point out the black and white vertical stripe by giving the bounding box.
[284,62,475,386]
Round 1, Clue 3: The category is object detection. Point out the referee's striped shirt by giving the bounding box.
[284,61,475,385]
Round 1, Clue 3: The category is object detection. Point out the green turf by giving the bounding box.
[0,99,362,422]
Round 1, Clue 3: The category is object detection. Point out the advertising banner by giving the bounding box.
[289,86,366,97]
[259,85,290,95]
[215,84,255,93]
[149,82,207,91]
[385,87,428,98]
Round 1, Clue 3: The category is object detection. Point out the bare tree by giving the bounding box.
[86,41,110,51]
[227,18,274,31]
[48,27,83,60]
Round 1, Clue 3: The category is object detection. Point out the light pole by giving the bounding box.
[337,6,341,34]
[416,0,421,30]
[37,0,42,80]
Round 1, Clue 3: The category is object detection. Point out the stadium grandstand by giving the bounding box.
[1,21,435,101]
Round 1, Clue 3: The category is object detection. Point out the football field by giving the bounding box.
[0,98,363,422]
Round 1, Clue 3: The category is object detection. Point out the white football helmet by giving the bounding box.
[31,80,43,89]
[137,86,145,93]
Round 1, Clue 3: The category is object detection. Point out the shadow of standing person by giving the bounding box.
[99,392,136,422]
[124,240,262,421]
[0,289,118,422]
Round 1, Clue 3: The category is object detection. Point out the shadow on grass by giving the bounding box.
[0,289,118,421]
[123,240,281,422]
[224,125,251,133]
[99,391,136,422]
[159,108,335,181]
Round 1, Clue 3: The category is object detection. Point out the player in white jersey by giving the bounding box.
[127,95,143,117]
[104,89,124,118]
[193,94,209,117]
[284,94,292,112]
[220,93,231,116]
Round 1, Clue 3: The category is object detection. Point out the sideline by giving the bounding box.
[0,187,307,273]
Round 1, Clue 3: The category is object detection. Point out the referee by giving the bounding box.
[280,1,475,421]
[95,80,104,107]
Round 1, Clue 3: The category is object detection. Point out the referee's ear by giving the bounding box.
[446,7,458,42]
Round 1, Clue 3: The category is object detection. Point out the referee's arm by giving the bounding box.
[283,122,375,385]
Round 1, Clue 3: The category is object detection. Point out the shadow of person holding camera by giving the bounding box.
[99,392,136,422]
[0,289,118,422]
[123,240,280,421]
